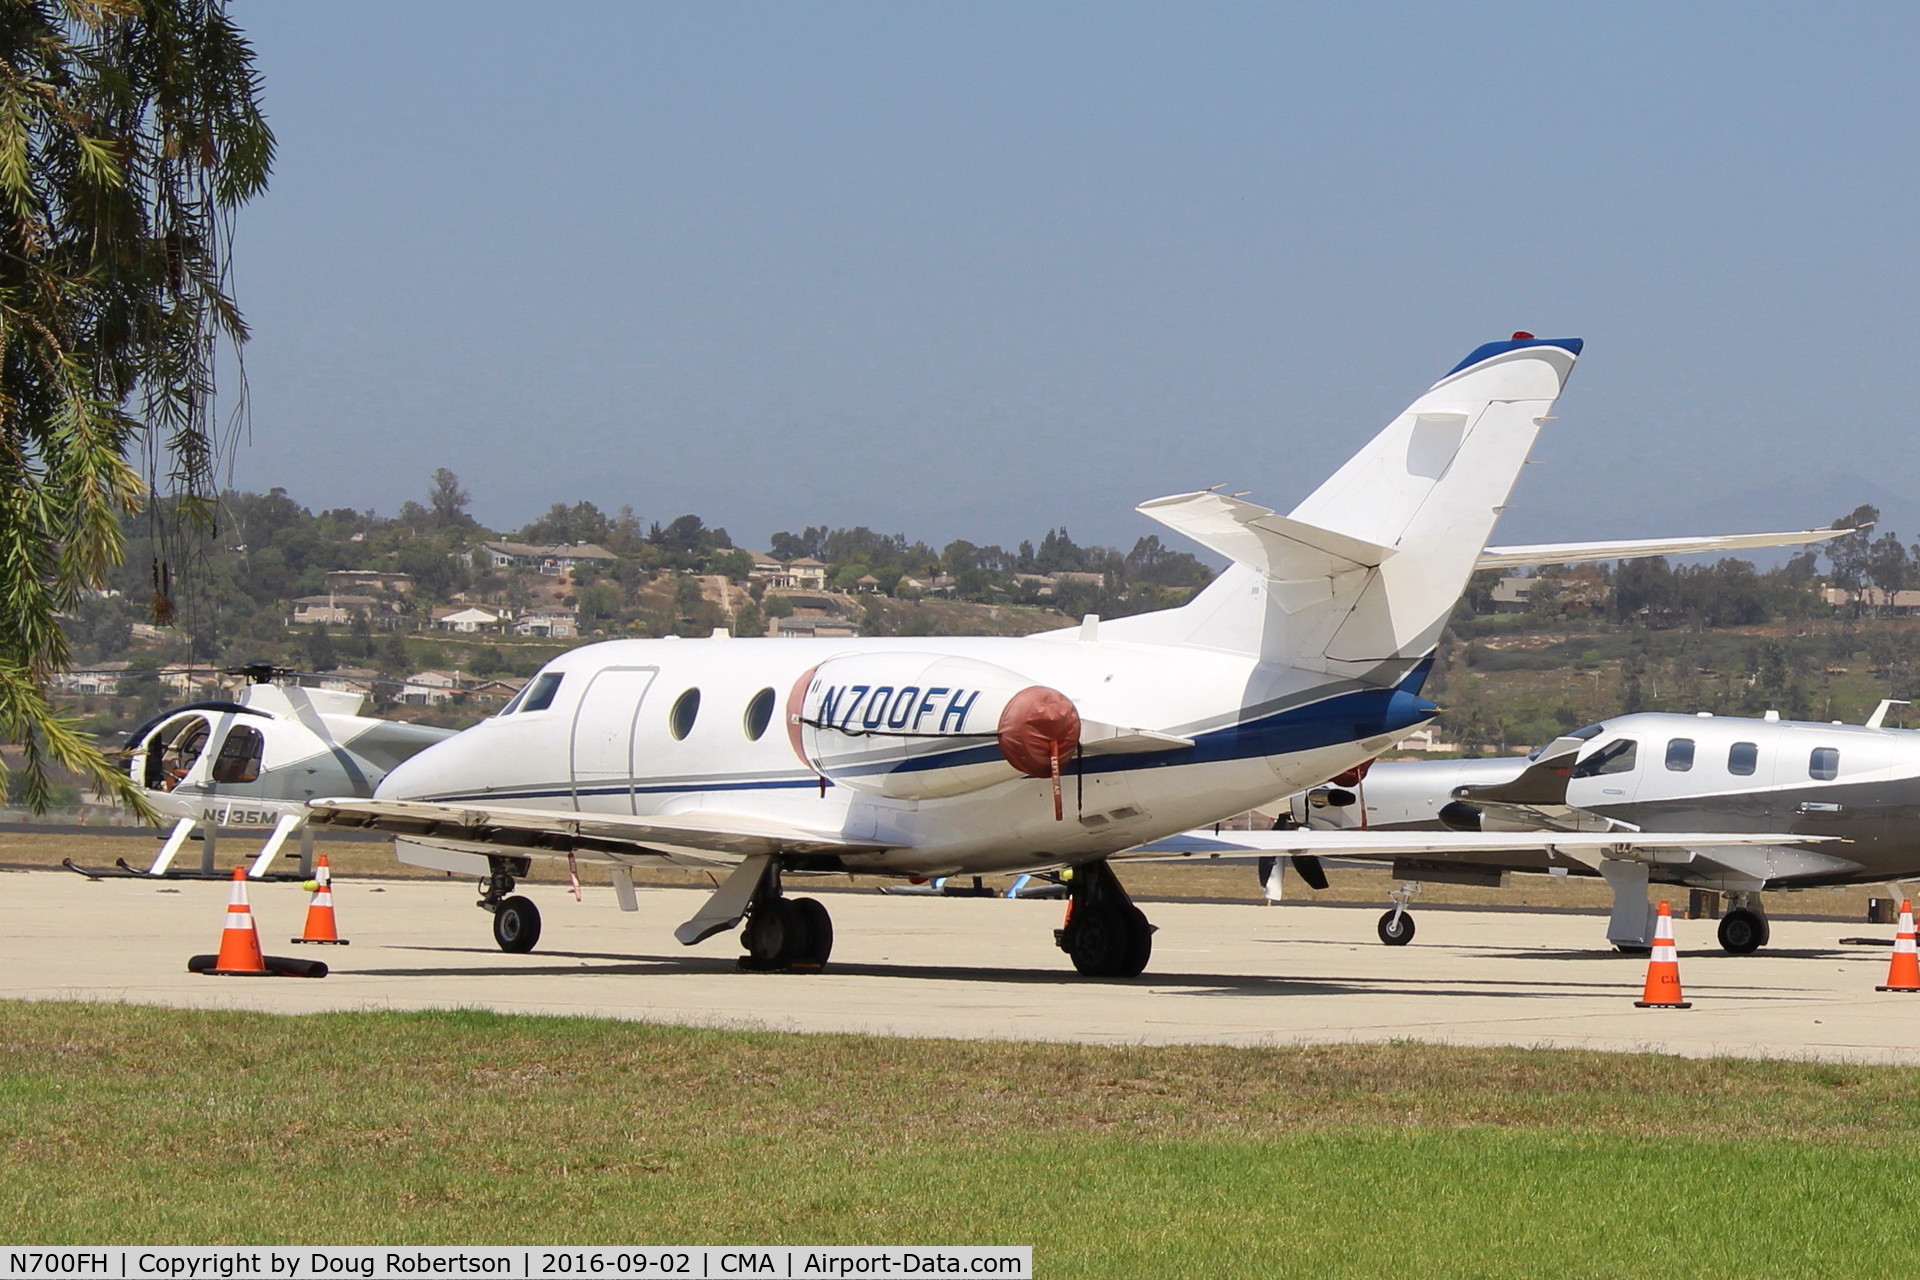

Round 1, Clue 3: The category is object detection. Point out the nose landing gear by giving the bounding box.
[1376,881,1421,946]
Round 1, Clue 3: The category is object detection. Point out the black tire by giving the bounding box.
[1116,905,1154,978]
[1065,907,1127,976]
[743,898,815,969]
[493,895,541,953]
[1377,909,1416,946]
[1718,908,1766,955]
[789,897,834,968]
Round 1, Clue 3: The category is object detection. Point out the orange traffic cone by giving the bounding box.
[1634,900,1692,1009]
[1876,899,1920,992]
[292,854,349,945]
[201,867,269,976]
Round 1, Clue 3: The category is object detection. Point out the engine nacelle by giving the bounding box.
[787,653,1080,800]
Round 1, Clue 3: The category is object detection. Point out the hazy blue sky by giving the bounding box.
[227,2,1920,554]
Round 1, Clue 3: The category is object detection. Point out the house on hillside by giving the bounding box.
[51,661,132,695]
[400,670,464,706]
[317,668,379,696]
[290,594,386,626]
[748,553,829,591]
[514,609,578,638]
[431,606,502,633]
[480,540,618,576]
[324,570,414,595]
[774,617,859,639]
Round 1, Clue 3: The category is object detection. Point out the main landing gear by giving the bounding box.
[479,856,540,953]
[1716,898,1771,955]
[1054,860,1155,978]
[740,886,835,972]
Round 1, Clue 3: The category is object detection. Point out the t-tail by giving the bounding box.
[1112,335,1582,682]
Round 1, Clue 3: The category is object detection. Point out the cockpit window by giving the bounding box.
[147,716,211,791]
[1665,738,1695,772]
[496,684,530,716]
[520,672,564,713]
[1571,738,1638,779]
[1728,741,1759,776]
[211,725,266,784]
[1809,747,1839,781]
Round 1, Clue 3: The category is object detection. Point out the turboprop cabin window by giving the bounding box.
[743,687,776,740]
[211,725,266,784]
[1729,741,1759,776]
[1665,738,1695,771]
[1809,747,1840,781]
[520,672,564,713]
[1571,738,1637,778]
[669,688,701,740]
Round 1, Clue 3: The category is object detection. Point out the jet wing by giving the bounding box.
[1475,527,1846,570]
[306,798,890,866]
[1117,828,1844,861]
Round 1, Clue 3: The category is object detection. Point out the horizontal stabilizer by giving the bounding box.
[1117,828,1842,861]
[1137,491,1396,581]
[1476,527,1848,570]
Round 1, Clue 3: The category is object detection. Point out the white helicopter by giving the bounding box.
[305,336,1840,978]
[78,663,456,881]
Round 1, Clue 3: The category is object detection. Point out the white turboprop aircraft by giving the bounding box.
[307,335,1837,977]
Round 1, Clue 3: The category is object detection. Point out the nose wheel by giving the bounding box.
[1376,881,1420,946]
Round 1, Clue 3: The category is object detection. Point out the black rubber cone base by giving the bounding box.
[1874,985,1920,992]
[1634,1000,1693,1009]
[291,937,350,945]
[188,953,328,978]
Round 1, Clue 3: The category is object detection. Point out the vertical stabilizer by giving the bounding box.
[1114,337,1582,679]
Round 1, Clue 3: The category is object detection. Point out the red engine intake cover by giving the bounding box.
[997,686,1082,778]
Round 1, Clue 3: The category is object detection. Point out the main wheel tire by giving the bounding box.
[1377,909,1416,946]
[743,898,818,969]
[1066,907,1130,977]
[492,895,541,953]
[1718,908,1766,955]
[789,897,834,968]
[1115,905,1154,978]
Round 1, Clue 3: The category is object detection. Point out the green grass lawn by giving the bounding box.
[3,1003,1918,1277]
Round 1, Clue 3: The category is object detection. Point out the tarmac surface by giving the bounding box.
[4,867,1918,1063]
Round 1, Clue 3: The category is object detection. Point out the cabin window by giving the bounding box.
[669,688,701,740]
[211,725,266,784]
[1571,738,1637,779]
[1809,747,1839,781]
[1728,741,1759,776]
[1664,738,1695,772]
[147,716,210,790]
[743,687,776,741]
[521,672,564,713]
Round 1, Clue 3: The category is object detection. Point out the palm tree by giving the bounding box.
[1,0,272,810]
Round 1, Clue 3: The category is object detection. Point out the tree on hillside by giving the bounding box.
[1,0,272,811]
[1824,505,1879,596]
[428,468,475,530]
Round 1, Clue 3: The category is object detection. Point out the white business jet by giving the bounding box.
[308,336,1832,977]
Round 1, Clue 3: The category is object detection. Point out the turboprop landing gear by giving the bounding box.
[738,863,834,972]
[478,856,539,953]
[1054,860,1154,978]
[1717,900,1770,955]
[1376,882,1420,945]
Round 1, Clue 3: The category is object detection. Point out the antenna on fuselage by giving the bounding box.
[1866,699,1910,729]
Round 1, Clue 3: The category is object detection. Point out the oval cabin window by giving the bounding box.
[1809,747,1839,781]
[669,688,702,740]
[743,687,776,741]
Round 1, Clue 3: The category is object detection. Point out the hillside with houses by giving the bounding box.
[42,479,1920,765]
